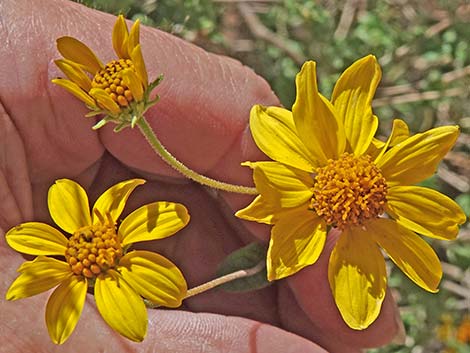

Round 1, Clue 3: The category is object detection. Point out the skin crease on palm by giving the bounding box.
[0,0,402,352]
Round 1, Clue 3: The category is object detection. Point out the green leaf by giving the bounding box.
[216,242,270,293]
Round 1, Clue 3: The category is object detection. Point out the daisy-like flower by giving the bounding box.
[236,55,466,329]
[5,178,189,344]
[52,15,160,130]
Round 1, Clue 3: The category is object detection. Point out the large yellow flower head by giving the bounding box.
[236,55,466,329]
[5,179,189,344]
[52,15,159,130]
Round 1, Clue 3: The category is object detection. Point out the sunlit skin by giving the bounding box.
[0,0,400,352]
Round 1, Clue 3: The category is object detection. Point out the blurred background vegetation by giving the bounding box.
[75,0,469,352]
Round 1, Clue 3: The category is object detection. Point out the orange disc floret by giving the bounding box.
[65,218,122,279]
[311,153,388,229]
[91,59,135,107]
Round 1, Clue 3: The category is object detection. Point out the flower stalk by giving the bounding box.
[136,116,258,195]
[145,260,266,309]
[184,260,266,299]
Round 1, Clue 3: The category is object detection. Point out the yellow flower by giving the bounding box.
[5,179,189,344]
[52,15,160,130]
[236,55,466,329]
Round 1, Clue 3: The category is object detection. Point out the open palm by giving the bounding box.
[0,1,400,352]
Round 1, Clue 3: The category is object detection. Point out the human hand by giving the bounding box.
[0,0,402,352]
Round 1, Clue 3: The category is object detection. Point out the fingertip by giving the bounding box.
[143,310,327,353]
[254,322,328,353]
[288,229,401,349]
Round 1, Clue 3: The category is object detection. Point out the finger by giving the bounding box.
[278,282,362,353]
[2,294,326,353]
[0,100,33,228]
[287,230,401,349]
[0,0,105,183]
[143,310,328,353]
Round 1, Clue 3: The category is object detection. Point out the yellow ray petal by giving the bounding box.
[249,105,315,171]
[127,19,141,56]
[56,36,103,74]
[48,179,91,234]
[267,207,326,280]
[331,55,381,156]
[118,250,187,307]
[122,68,144,101]
[112,15,130,59]
[88,88,122,114]
[130,44,148,88]
[6,256,71,300]
[235,194,279,225]
[245,161,313,208]
[92,179,146,224]
[328,227,387,329]
[237,164,291,224]
[367,218,442,292]
[292,61,346,163]
[54,59,92,92]
[366,137,384,160]
[119,201,189,246]
[388,119,410,147]
[51,78,96,108]
[386,186,466,240]
[377,126,460,186]
[372,118,410,162]
[45,275,87,344]
[6,222,68,256]
[95,271,147,342]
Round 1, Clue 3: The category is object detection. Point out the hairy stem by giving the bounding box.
[184,261,266,299]
[137,117,258,194]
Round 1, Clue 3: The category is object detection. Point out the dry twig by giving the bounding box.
[237,2,305,65]
[334,0,358,40]
[438,164,470,193]
[372,87,464,107]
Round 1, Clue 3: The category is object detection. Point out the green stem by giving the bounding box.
[136,117,258,194]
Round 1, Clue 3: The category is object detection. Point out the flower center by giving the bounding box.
[91,59,135,107]
[65,211,122,279]
[310,153,388,230]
